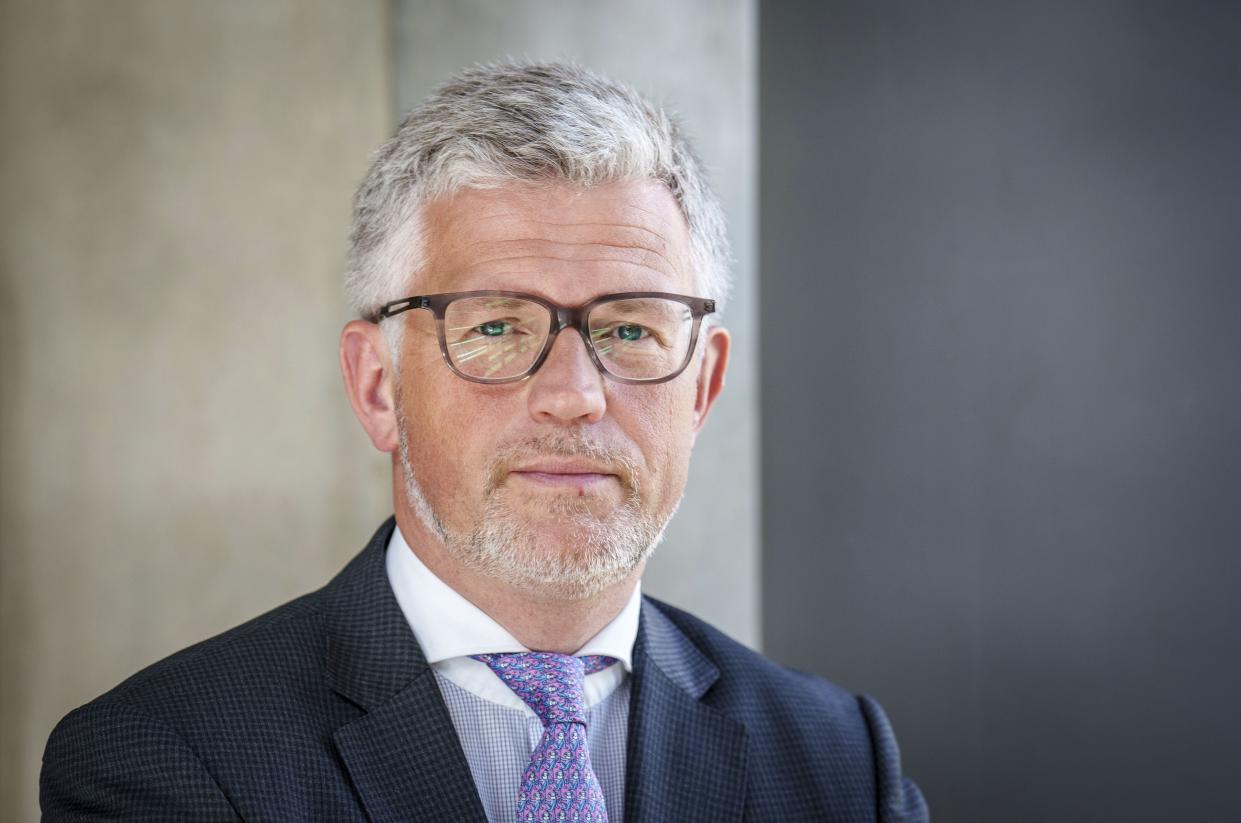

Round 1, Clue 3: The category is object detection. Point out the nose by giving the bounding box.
[526,330,607,425]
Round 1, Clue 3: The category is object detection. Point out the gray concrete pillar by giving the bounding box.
[0,3,390,816]
[392,0,761,649]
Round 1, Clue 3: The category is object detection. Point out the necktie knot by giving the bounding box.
[472,651,617,822]
[472,652,617,726]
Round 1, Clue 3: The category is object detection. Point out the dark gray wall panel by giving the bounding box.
[760,3,1241,820]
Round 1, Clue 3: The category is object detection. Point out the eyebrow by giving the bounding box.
[445,281,675,304]
[470,297,531,310]
[596,299,680,317]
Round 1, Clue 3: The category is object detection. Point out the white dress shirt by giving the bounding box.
[384,525,640,822]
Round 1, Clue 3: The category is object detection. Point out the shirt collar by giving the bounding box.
[385,523,639,672]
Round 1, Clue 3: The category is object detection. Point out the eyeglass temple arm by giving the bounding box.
[370,296,430,323]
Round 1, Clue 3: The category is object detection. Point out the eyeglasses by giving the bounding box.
[370,290,716,384]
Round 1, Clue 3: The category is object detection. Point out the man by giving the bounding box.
[41,62,927,822]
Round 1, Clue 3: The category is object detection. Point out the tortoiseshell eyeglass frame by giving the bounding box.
[368,290,716,385]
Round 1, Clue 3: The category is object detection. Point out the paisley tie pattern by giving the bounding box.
[473,652,618,823]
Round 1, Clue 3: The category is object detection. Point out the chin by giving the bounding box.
[500,487,630,525]
[456,507,666,601]
[400,455,674,598]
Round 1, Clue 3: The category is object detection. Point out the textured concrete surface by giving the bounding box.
[0,2,757,817]
[0,2,390,817]
[393,0,761,650]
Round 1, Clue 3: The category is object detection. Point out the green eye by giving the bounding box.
[476,320,511,337]
[615,324,646,342]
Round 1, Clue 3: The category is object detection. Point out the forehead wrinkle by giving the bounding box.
[526,219,672,241]
[449,261,676,297]
[527,221,676,260]
[460,256,677,283]
[430,177,686,227]
[460,255,684,294]
[422,198,529,254]
[458,190,681,236]
[421,180,696,293]
[431,214,685,275]
[616,196,688,233]
[484,217,677,253]
[485,237,680,272]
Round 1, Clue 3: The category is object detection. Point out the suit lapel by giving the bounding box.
[323,518,487,823]
[321,521,749,822]
[624,599,749,823]
[332,669,486,823]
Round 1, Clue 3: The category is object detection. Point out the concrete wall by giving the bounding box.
[0,2,390,817]
[393,0,761,649]
[1,2,757,817]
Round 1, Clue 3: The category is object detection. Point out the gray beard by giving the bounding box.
[396,419,675,601]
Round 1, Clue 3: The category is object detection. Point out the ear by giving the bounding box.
[691,325,730,433]
[340,319,400,453]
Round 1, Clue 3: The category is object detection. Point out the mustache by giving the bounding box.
[487,433,640,494]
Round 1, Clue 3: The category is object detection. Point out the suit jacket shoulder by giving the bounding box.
[641,597,929,822]
[40,526,418,822]
[42,520,927,823]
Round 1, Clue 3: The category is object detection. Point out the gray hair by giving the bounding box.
[345,61,731,354]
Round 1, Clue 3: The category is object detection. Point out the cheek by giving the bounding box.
[399,374,498,506]
[615,383,698,492]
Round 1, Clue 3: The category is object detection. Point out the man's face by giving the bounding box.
[388,180,727,599]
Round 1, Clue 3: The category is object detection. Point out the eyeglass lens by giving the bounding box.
[442,295,694,381]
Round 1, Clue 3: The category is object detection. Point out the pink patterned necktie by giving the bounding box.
[472,651,618,823]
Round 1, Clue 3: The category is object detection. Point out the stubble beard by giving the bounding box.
[396,415,677,601]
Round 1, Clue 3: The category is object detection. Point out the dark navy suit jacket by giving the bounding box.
[42,518,928,822]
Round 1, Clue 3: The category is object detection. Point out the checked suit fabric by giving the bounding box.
[474,652,618,823]
[41,518,929,822]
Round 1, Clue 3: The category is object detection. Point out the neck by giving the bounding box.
[393,510,641,655]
